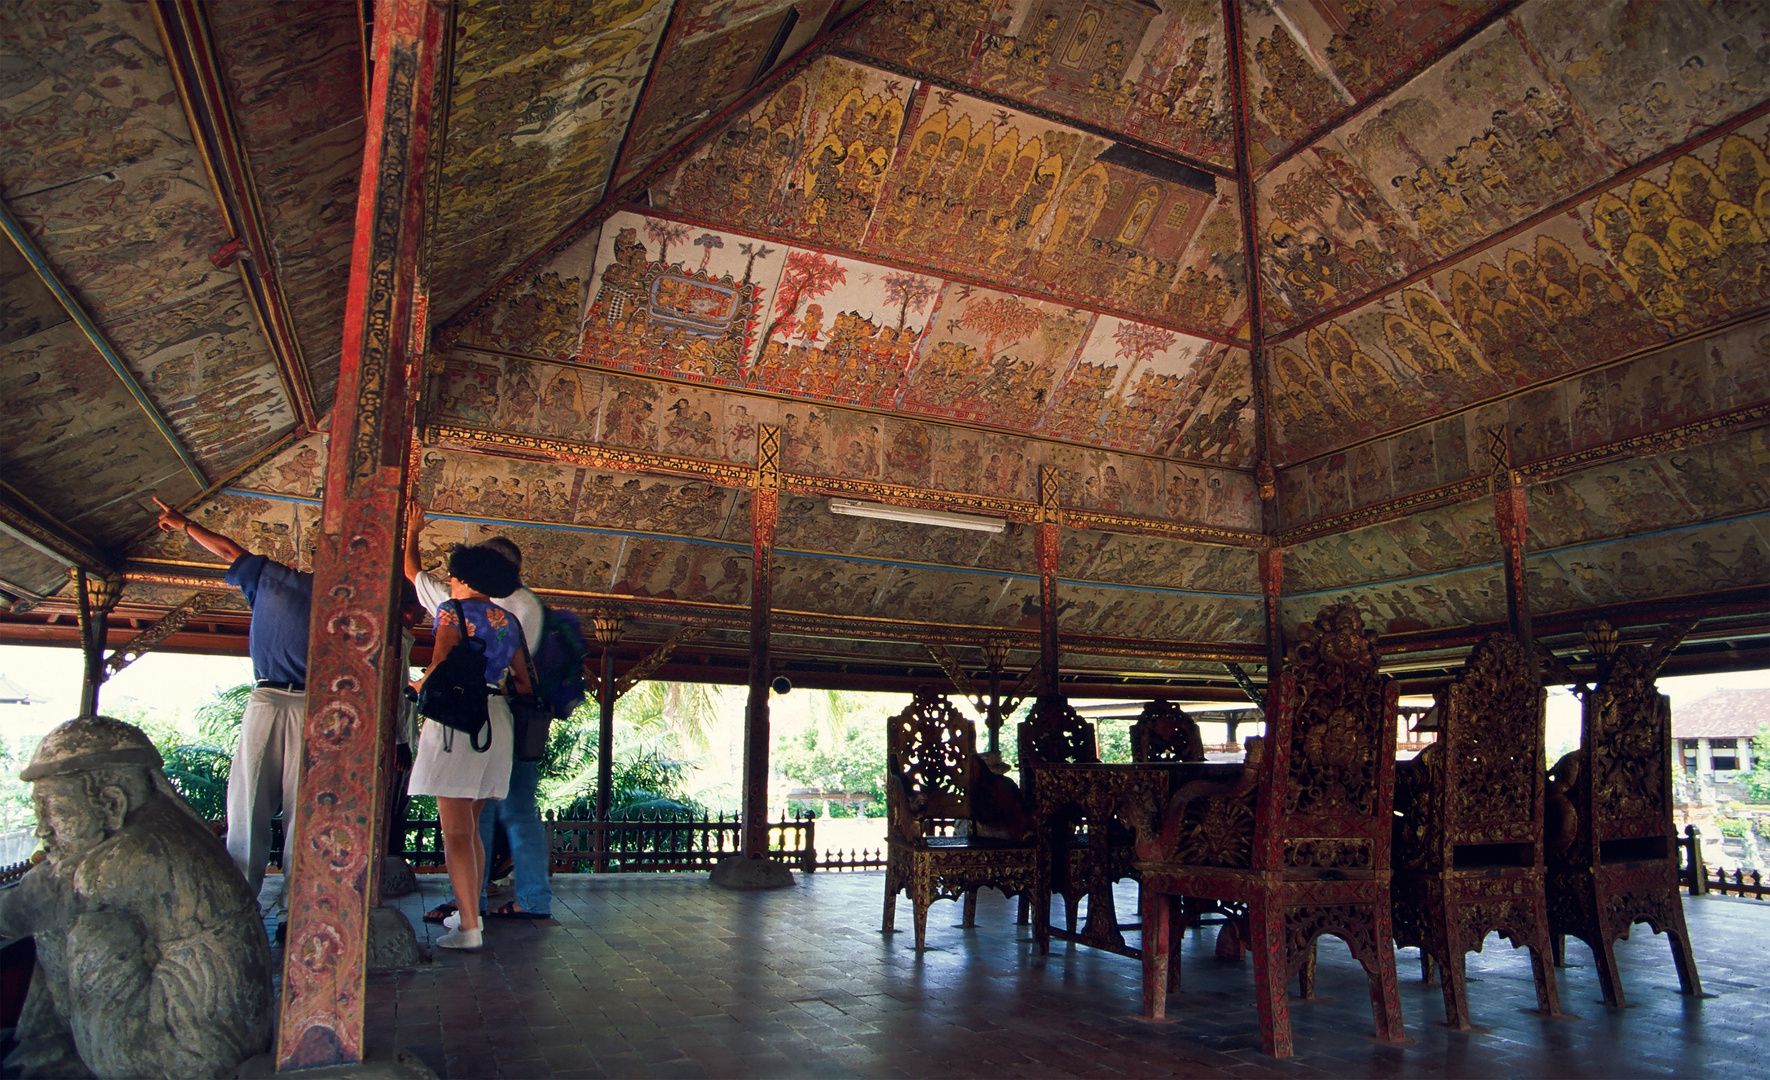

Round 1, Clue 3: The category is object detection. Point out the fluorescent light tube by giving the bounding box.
[828,498,1005,533]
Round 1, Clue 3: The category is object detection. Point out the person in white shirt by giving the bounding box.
[404,505,553,921]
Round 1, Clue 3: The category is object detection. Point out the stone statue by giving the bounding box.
[0,716,274,1079]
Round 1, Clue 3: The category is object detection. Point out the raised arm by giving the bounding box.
[153,497,248,563]
[404,501,425,583]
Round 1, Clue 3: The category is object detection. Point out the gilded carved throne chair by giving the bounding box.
[1019,696,1121,951]
[1131,698,1206,764]
[1545,621,1701,1006]
[1136,604,1405,1058]
[883,689,1036,950]
[1391,633,1561,1029]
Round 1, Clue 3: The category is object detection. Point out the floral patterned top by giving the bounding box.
[435,599,522,685]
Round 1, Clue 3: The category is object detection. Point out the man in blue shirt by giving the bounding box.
[154,497,312,922]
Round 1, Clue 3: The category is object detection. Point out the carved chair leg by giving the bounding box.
[962,888,979,928]
[913,896,931,951]
[1250,900,1292,1058]
[1366,936,1407,1046]
[1017,894,1030,925]
[1215,914,1242,961]
[1420,952,1436,985]
[1592,933,1627,1008]
[1665,904,1703,997]
[1438,949,1472,1031]
[1065,891,1080,935]
[882,874,897,935]
[1551,932,1566,968]
[1529,942,1563,1017]
[1297,939,1318,1000]
[1141,887,1171,1019]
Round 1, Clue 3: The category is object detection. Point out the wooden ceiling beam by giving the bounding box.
[0,202,208,488]
[150,0,322,432]
[0,477,115,575]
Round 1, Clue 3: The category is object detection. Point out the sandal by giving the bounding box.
[422,902,457,924]
[487,900,546,920]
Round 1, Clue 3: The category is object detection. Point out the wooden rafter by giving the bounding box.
[0,203,207,488]
[0,477,114,574]
[150,0,321,432]
[612,625,707,699]
[924,643,983,710]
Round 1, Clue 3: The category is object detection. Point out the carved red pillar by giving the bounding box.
[277,0,443,1067]
[73,568,122,716]
[1259,548,1284,727]
[1036,465,1060,697]
[590,607,623,871]
[741,425,780,858]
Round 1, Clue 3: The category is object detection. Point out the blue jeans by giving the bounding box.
[479,759,552,915]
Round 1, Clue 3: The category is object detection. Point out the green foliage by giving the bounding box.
[1746,725,1770,803]
[142,682,251,821]
[775,693,888,817]
[0,735,38,837]
[1717,815,1749,838]
[1097,722,1132,764]
[534,692,705,820]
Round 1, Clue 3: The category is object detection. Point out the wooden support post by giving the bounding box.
[276,0,442,1067]
[73,569,122,716]
[1488,427,1534,656]
[714,426,794,888]
[983,637,1009,754]
[1259,548,1284,731]
[1036,465,1060,698]
[744,425,779,858]
[590,607,623,871]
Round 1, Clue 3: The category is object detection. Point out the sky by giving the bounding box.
[0,641,1765,753]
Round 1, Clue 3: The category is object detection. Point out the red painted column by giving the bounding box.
[1035,465,1060,697]
[277,0,444,1067]
[741,425,780,857]
[1489,431,1534,654]
[1259,548,1284,720]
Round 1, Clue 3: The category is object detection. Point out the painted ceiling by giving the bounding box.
[0,0,1765,689]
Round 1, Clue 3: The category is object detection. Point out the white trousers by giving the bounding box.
[225,686,305,909]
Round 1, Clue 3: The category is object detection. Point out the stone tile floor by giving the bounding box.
[365,873,1770,1079]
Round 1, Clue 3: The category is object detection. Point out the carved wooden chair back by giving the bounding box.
[1130,698,1205,763]
[1254,604,1399,876]
[886,689,976,837]
[1399,633,1544,872]
[1571,635,1681,867]
[1017,695,1100,770]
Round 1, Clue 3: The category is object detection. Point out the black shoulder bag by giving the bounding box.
[507,629,552,763]
[418,599,492,752]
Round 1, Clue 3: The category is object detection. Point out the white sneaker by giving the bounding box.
[436,926,482,950]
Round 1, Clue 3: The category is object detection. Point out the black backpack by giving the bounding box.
[418,599,492,752]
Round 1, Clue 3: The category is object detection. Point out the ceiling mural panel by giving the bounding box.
[428,0,671,319]
[651,55,1247,337]
[614,1,827,188]
[1059,581,1265,643]
[1276,312,1770,529]
[1059,529,1260,595]
[107,282,291,479]
[1516,0,1770,166]
[1242,1,1504,168]
[0,237,71,347]
[1268,114,1770,464]
[0,1,189,197]
[433,350,1261,534]
[1282,558,1506,635]
[843,0,1237,169]
[132,490,321,572]
[207,0,366,412]
[1533,515,1770,613]
[770,492,1037,572]
[613,535,751,604]
[11,154,234,326]
[0,535,73,602]
[0,321,202,545]
[115,581,247,612]
[1283,495,1500,594]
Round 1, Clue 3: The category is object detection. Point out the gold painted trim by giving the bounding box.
[430,424,754,484]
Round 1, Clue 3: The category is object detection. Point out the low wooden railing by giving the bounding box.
[546,810,817,873]
[1678,825,1768,900]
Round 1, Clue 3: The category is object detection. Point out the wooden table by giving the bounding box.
[1026,761,1245,958]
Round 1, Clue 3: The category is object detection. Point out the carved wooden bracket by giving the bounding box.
[613,625,706,701]
[104,590,231,677]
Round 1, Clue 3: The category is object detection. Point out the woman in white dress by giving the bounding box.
[409,544,531,950]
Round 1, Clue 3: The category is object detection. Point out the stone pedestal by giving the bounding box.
[710,854,796,890]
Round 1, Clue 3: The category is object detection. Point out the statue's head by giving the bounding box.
[22,716,163,862]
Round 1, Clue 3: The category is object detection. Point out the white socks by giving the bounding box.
[443,911,461,930]
[436,926,482,950]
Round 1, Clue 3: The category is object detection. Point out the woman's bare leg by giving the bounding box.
[438,797,484,932]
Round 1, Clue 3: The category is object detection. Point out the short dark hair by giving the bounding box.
[447,544,520,599]
[480,535,522,572]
